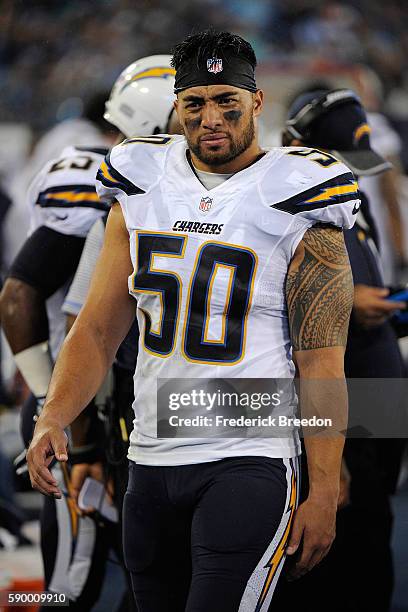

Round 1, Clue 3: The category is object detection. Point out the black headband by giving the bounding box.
[174,53,257,94]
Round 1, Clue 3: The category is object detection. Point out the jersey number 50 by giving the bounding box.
[132,232,257,365]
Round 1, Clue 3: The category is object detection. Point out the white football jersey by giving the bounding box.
[96,135,359,466]
[27,145,109,359]
[28,145,109,238]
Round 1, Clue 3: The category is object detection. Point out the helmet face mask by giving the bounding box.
[104,55,176,138]
[283,88,391,176]
[284,89,361,143]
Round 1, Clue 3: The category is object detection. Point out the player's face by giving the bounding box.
[175,85,263,166]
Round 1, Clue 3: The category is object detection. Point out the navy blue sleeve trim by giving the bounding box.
[75,146,110,156]
[36,184,109,211]
[96,152,145,196]
[271,172,358,215]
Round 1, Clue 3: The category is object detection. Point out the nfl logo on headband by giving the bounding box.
[207,58,223,74]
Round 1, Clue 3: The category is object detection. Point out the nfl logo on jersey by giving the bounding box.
[199,196,213,212]
[207,58,223,74]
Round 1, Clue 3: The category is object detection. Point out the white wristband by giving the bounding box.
[14,342,53,398]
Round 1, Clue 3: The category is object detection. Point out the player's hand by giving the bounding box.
[70,461,104,515]
[285,491,337,580]
[27,419,68,498]
[337,458,351,510]
[353,284,405,328]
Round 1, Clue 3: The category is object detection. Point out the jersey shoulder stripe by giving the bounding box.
[95,135,184,204]
[96,151,145,196]
[36,184,109,211]
[271,172,358,215]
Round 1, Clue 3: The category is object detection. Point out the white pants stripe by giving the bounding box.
[238,456,300,612]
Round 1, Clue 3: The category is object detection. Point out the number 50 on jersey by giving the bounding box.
[131,231,258,365]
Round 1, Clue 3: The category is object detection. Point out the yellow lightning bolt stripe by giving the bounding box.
[119,417,129,442]
[45,191,100,203]
[60,462,79,540]
[305,181,358,204]
[257,467,297,609]
[129,67,176,82]
[353,123,371,143]
[100,160,120,184]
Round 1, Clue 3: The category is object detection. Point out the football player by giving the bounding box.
[27,31,358,611]
[1,55,176,609]
[276,88,406,612]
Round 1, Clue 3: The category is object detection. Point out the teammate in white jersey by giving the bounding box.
[1,143,111,608]
[3,144,110,390]
[1,55,177,609]
[27,31,357,611]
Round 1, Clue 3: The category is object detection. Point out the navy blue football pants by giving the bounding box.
[123,456,299,612]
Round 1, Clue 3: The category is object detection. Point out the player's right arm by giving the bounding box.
[27,202,135,497]
[63,217,108,510]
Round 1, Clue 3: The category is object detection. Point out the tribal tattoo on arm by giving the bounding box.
[286,224,353,350]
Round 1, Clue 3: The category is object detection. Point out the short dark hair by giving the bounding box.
[171,29,257,71]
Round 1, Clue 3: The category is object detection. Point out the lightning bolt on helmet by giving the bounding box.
[104,55,176,138]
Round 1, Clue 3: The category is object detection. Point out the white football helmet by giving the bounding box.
[104,55,176,138]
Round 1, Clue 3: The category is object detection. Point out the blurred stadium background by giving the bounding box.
[0,1,407,611]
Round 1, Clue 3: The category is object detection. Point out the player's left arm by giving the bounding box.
[285,223,354,579]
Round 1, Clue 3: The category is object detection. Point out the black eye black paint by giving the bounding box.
[185,110,242,130]
[185,117,201,130]
[223,110,242,122]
